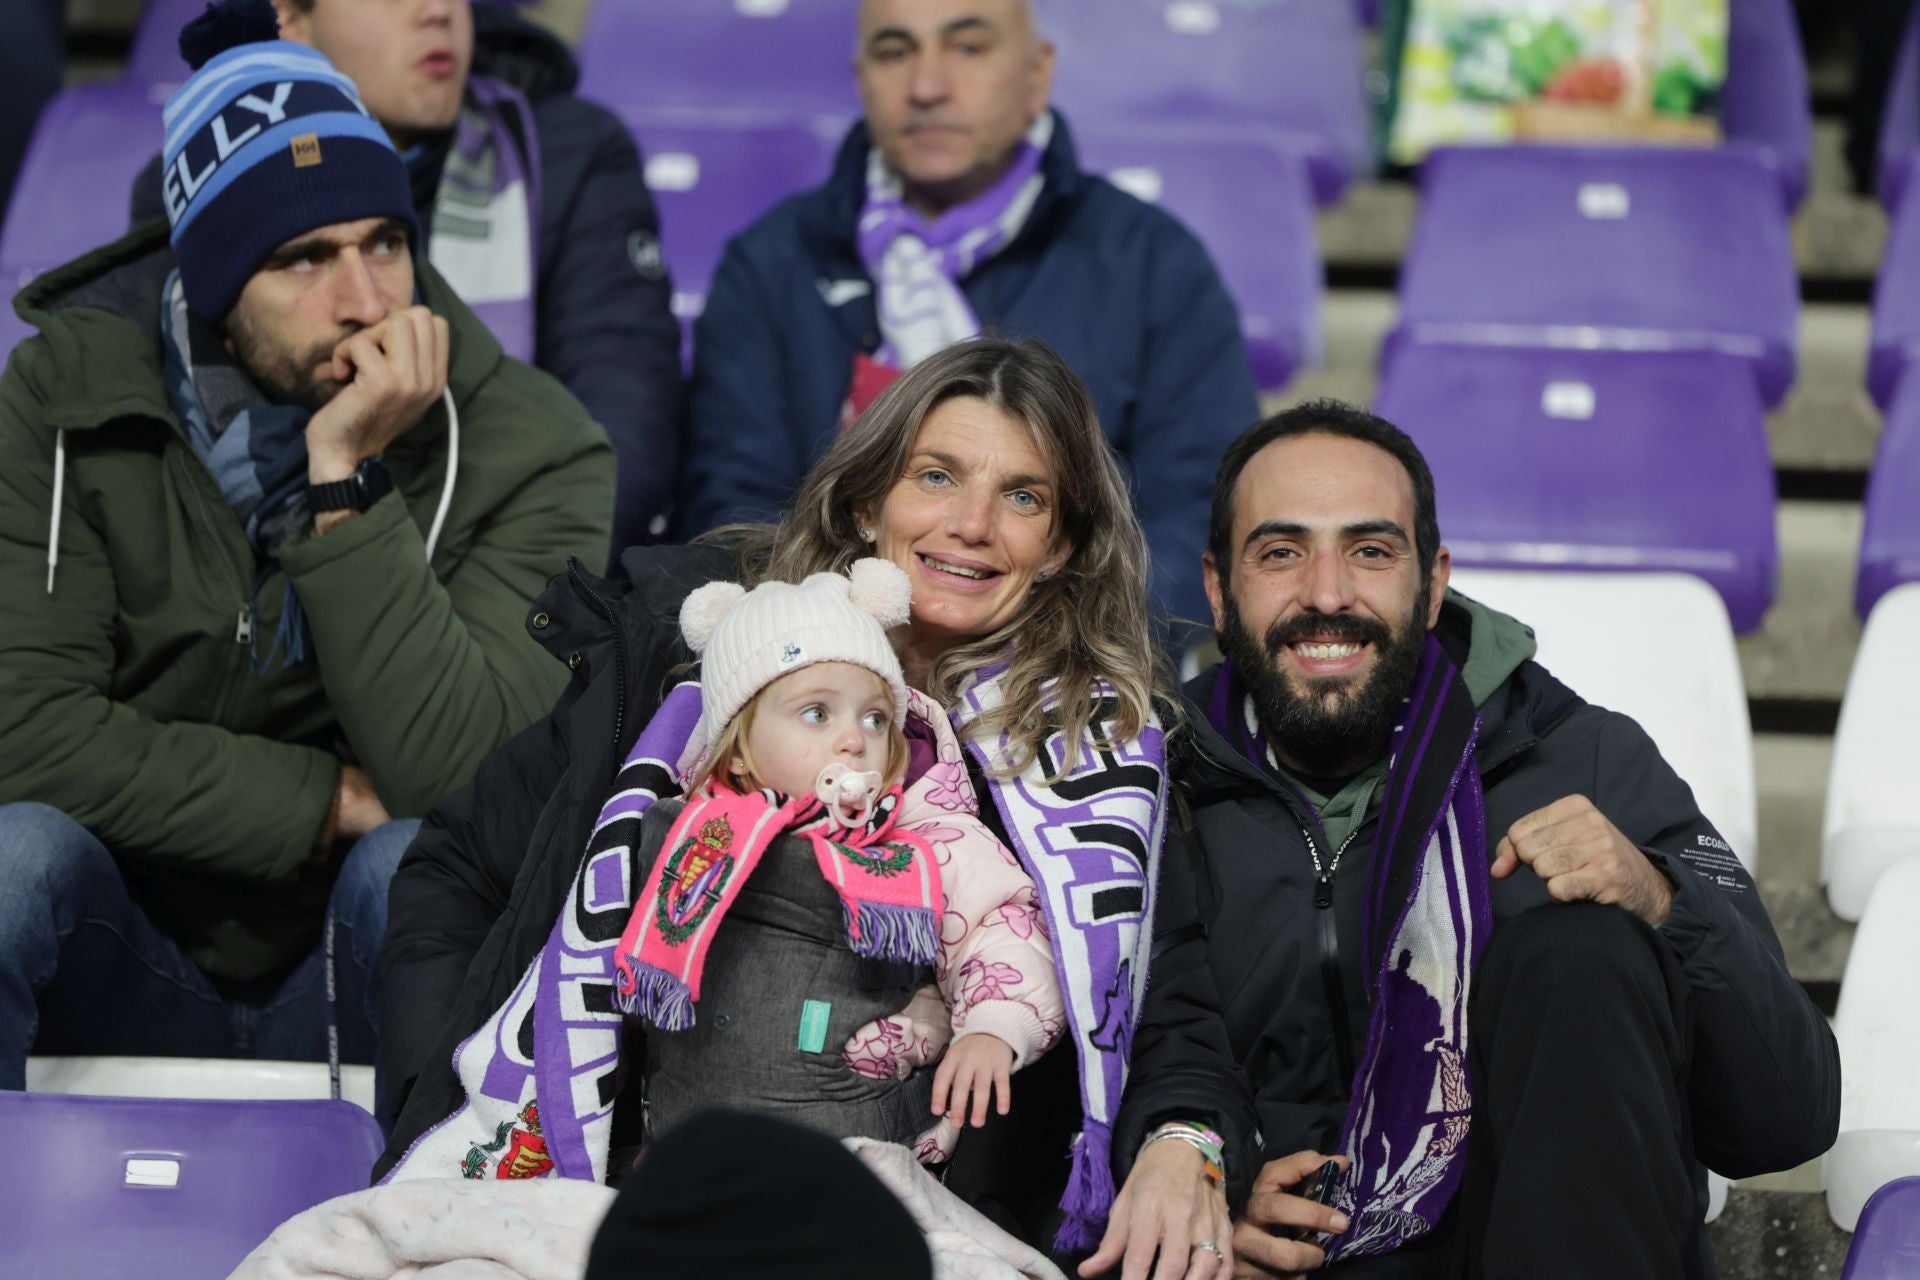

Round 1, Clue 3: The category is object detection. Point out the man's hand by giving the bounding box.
[306,306,450,486]
[335,765,392,841]
[1490,795,1673,925]
[1080,1137,1234,1280]
[1230,1151,1350,1278]
[930,1033,1013,1129]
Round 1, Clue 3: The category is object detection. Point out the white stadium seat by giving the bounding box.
[1449,570,1759,870]
[27,1056,376,1116]
[1453,570,1751,1226]
[1823,583,1920,920]
[1824,856,1920,1230]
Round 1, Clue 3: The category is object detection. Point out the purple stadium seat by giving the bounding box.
[125,0,203,89]
[1373,341,1777,633]
[1879,8,1920,214]
[1075,128,1321,390]
[1033,0,1371,206]
[1719,0,1811,212]
[1858,377,1920,617]
[578,0,862,131]
[612,109,839,355]
[0,83,166,286]
[1387,144,1799,409]
[1842,1178,1920,1280]
[0,1093,382,1280]
[1870,174,1920,409]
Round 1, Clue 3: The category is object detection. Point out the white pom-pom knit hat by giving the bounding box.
[680,558,914,753]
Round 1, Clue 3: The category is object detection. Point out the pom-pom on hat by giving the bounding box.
[681,558,913,753]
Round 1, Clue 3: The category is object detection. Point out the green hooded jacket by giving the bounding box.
[0,224,615,982]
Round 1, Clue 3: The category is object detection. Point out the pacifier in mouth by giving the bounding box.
[815,763,884,827]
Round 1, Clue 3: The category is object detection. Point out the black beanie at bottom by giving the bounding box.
[584,1108,935,1280]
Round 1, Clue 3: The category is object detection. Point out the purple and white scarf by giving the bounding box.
[858,112,1052,369]
[425,76,542,364]
[1208,637,1490,1259]
[383,669,1165,1254]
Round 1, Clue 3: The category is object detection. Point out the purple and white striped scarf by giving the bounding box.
[384,668,1164,1255]
[1208,637,1490,1259]
[857,112,1052,369]
[424,76,542,364]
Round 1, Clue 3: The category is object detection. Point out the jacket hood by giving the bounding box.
[471,4,580,99]
[1448,588,1538,706]
[811,109,1091,254]
[9,222,502,438]
[1179,591,1579,802]
[897,687,972,824]
[14,222,508,596]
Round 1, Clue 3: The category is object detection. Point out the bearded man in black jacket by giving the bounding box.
[1086,401,1838,1280]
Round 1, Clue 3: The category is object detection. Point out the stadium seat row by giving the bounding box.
[18,0,1892,629]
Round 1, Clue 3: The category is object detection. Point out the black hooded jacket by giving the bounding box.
[1114,599,1840,1239]
[373,543,729,1178]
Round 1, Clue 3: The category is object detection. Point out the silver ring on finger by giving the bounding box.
[1192,1241,1223,1258]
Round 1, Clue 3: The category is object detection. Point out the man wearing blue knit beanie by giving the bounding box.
[0,39,612,1106]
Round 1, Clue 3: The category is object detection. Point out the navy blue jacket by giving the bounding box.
[677,115,1259,630]
[132,8,683,556]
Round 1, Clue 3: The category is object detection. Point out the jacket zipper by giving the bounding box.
[565,559,630,752]
[1304,820,1363,1088]
[168,446,260,726]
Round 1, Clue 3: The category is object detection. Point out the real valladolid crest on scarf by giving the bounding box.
[382,672,1167,1252]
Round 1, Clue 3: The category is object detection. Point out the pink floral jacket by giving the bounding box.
[840,689,1068,1160]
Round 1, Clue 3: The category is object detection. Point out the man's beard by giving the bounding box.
[225,309,354,411]
[1218,583,1430,776]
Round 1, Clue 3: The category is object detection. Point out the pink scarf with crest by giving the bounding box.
[613,783,944,1031]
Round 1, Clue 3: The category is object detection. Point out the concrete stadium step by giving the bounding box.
[1741,501,1863,705]
[1710,1189,1852,1280]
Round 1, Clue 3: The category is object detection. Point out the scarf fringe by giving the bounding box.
[612,961,695,1032]
[1052,1121,1116,1253]
[841,900,939,967]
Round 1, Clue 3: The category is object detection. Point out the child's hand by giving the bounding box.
[930,1033,1014,1128]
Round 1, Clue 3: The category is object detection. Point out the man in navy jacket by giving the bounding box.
[677,0,1258,631]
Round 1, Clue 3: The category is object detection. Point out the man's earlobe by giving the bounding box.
[1202,553,1228,631]
[1428,547,1453,627]
[270,0,308,43]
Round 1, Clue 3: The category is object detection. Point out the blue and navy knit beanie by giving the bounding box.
[161,41,417,322]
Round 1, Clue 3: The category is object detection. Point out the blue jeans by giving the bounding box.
[0,803,419,1099]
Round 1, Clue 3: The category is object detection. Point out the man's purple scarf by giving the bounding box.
[857,113,1051,369]
[383,670,1165,1256]
[1207,638,1491,1258]
[425,75,541,364]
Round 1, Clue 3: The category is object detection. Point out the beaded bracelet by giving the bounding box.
[1142,1121,1226,1186]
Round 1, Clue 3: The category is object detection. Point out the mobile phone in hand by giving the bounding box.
[1286,1159,1343,1241]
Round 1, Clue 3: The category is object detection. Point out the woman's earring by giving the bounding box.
[857,526,876,543]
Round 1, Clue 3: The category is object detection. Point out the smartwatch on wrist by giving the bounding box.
[308,457,394,515]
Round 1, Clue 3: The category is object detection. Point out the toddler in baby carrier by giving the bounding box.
[606,559,1066,1175]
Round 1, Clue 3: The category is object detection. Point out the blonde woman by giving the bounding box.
[377,338,1185,1262]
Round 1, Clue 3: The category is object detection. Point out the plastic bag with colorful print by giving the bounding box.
[1383,0,1728,165]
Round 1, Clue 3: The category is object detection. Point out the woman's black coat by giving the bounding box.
[376,543,731,1177]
